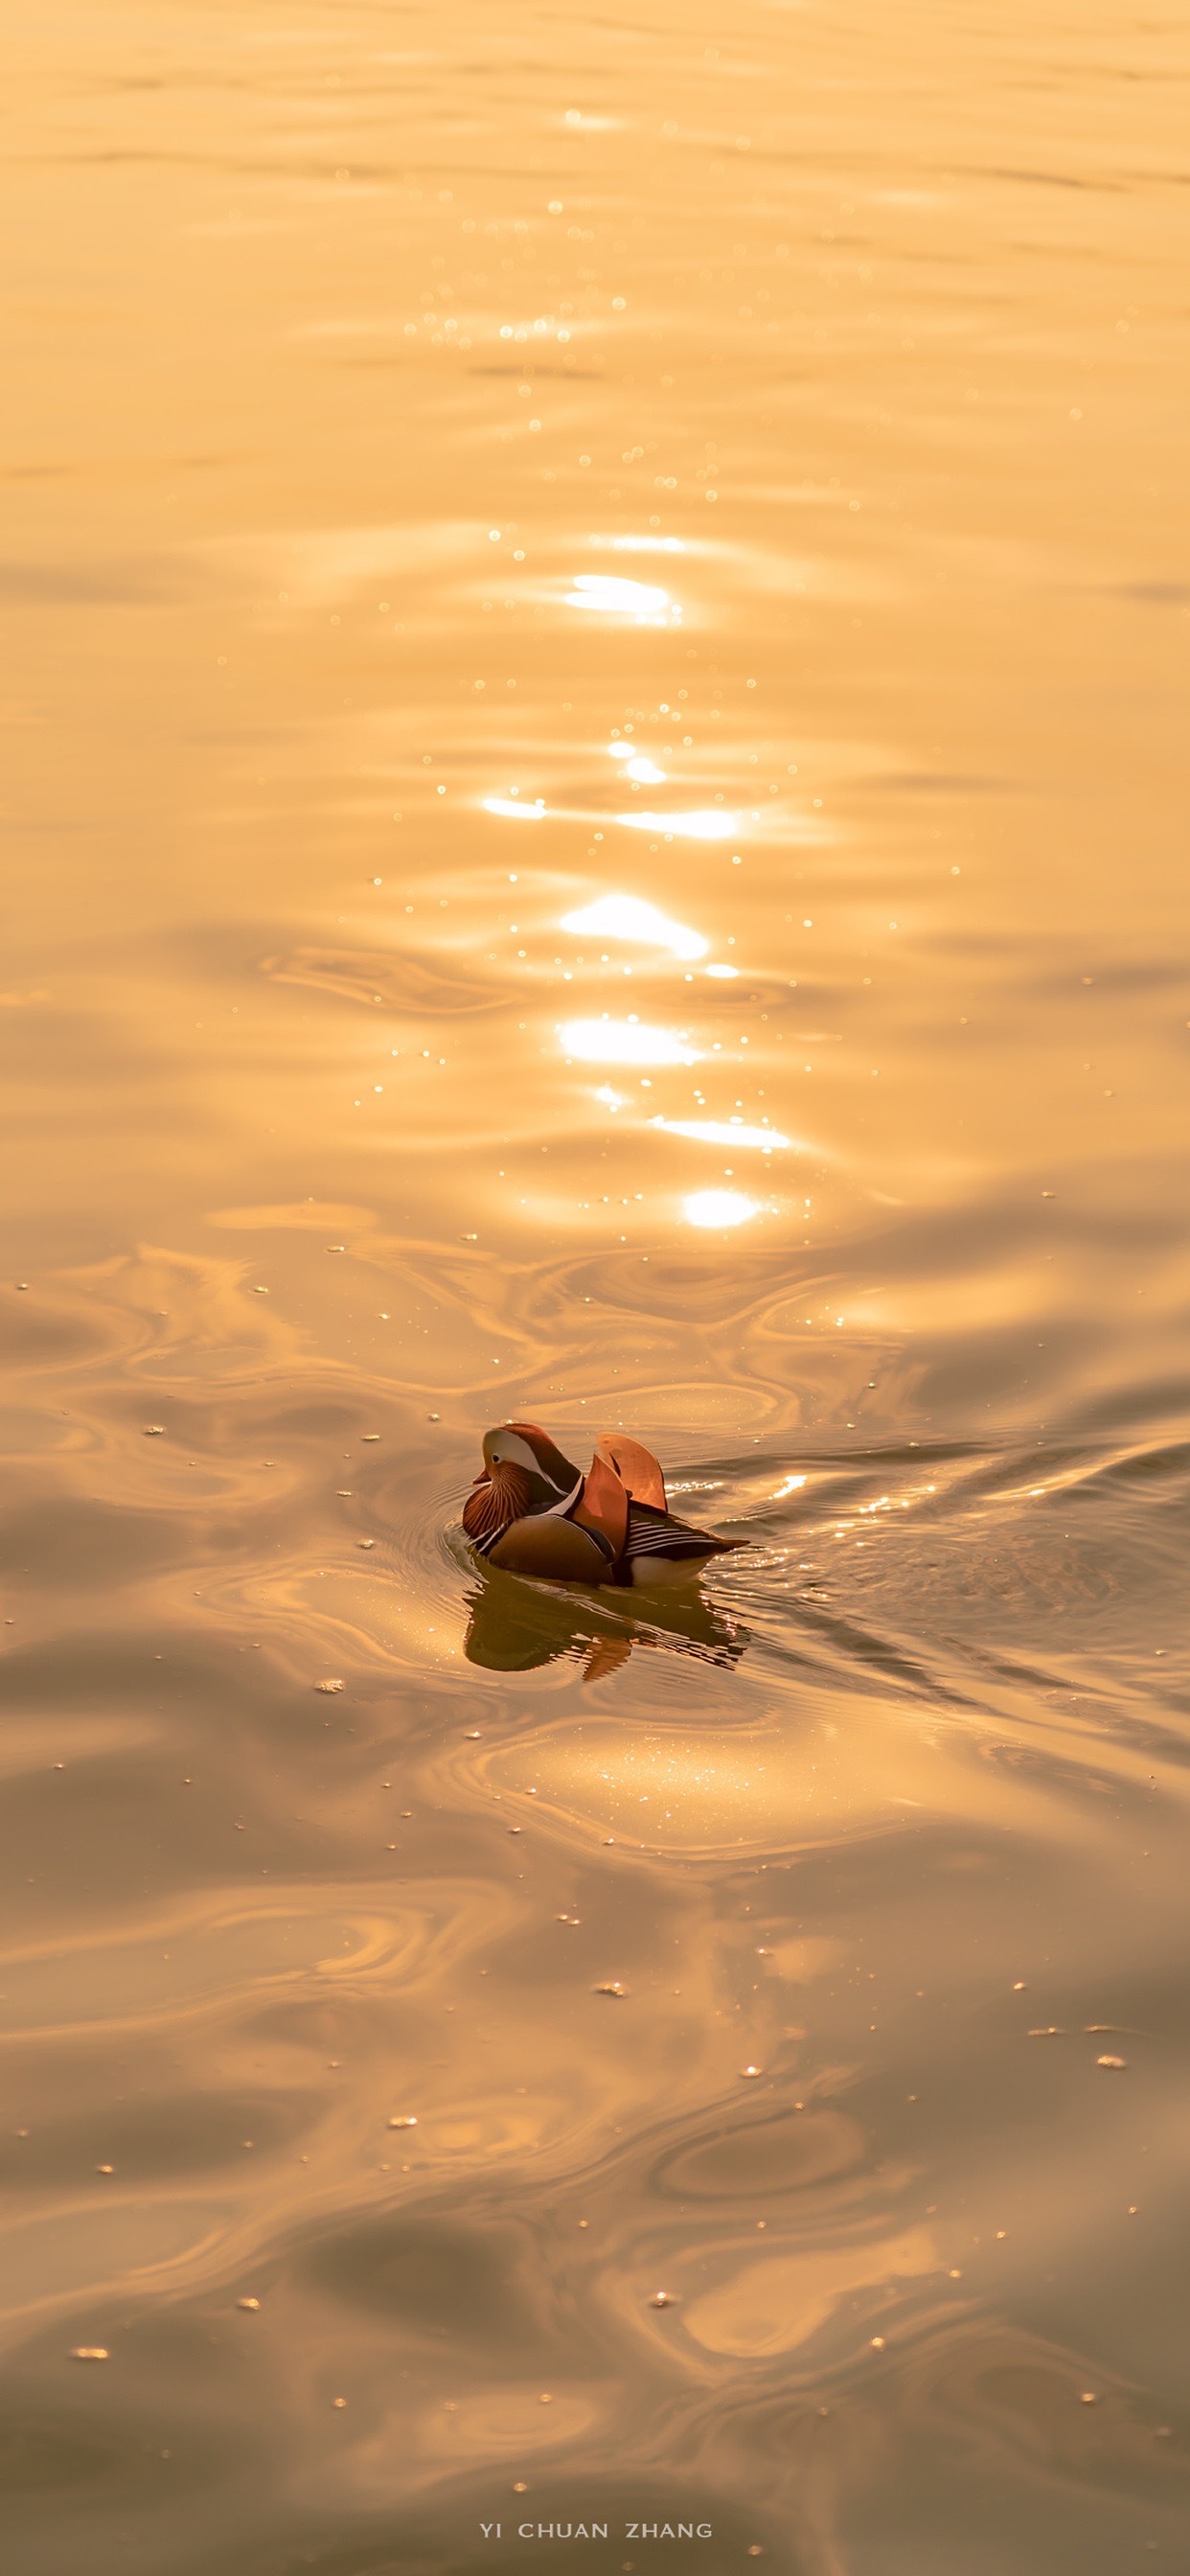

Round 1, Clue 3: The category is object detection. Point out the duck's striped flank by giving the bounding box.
[622,1503,736,1562]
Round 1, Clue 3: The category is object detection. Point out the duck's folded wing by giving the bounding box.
[573,1450,629,1557]
[597,1433,667,1511]
[622,1500,744,1566]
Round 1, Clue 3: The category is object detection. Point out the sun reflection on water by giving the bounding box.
[565,573,676,620]
[612,750,668,784]
[560,1019,700,1067]
[596,533,686,553]
[654,1117,791,1150]
[683,1189,761,1229]
[615,809,737,839]
[560,894,707,960]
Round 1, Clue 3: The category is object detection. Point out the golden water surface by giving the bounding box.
[5,3,1190,2569]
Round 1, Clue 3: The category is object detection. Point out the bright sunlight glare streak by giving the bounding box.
[482,797,546,819]
[565,574,672,615]
[606,743,667,782]
[616,809,736,839]
[560,895,708,961]
[561,1020,700,1067]
[683,1189,760,1229]
[704,963,739,979]
[773,1474,808,1499]
[653,1117,791,1150]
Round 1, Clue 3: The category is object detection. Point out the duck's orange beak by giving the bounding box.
[470,1469,491,1486]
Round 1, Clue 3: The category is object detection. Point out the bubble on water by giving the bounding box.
[238,2296,261,2312]
[594,1981,627,1997]
[71,2347,108,2362]
[740,2065,764,2080]
[387,2115,418,2128]
[315,1679,344,1694]
[1096,2054,1128,2069]
[144,1425,166,1437]
[356,1538,376,1550]
[650,2289,675,2307]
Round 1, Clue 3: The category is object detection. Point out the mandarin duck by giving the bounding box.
[462,1421,745,1587]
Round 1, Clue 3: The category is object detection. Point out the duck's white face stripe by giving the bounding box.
[488,1430,561,1484]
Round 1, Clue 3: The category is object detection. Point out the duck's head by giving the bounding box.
[462,1420,581,1545]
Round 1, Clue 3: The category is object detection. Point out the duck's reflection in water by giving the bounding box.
[463,1567,747,1678]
